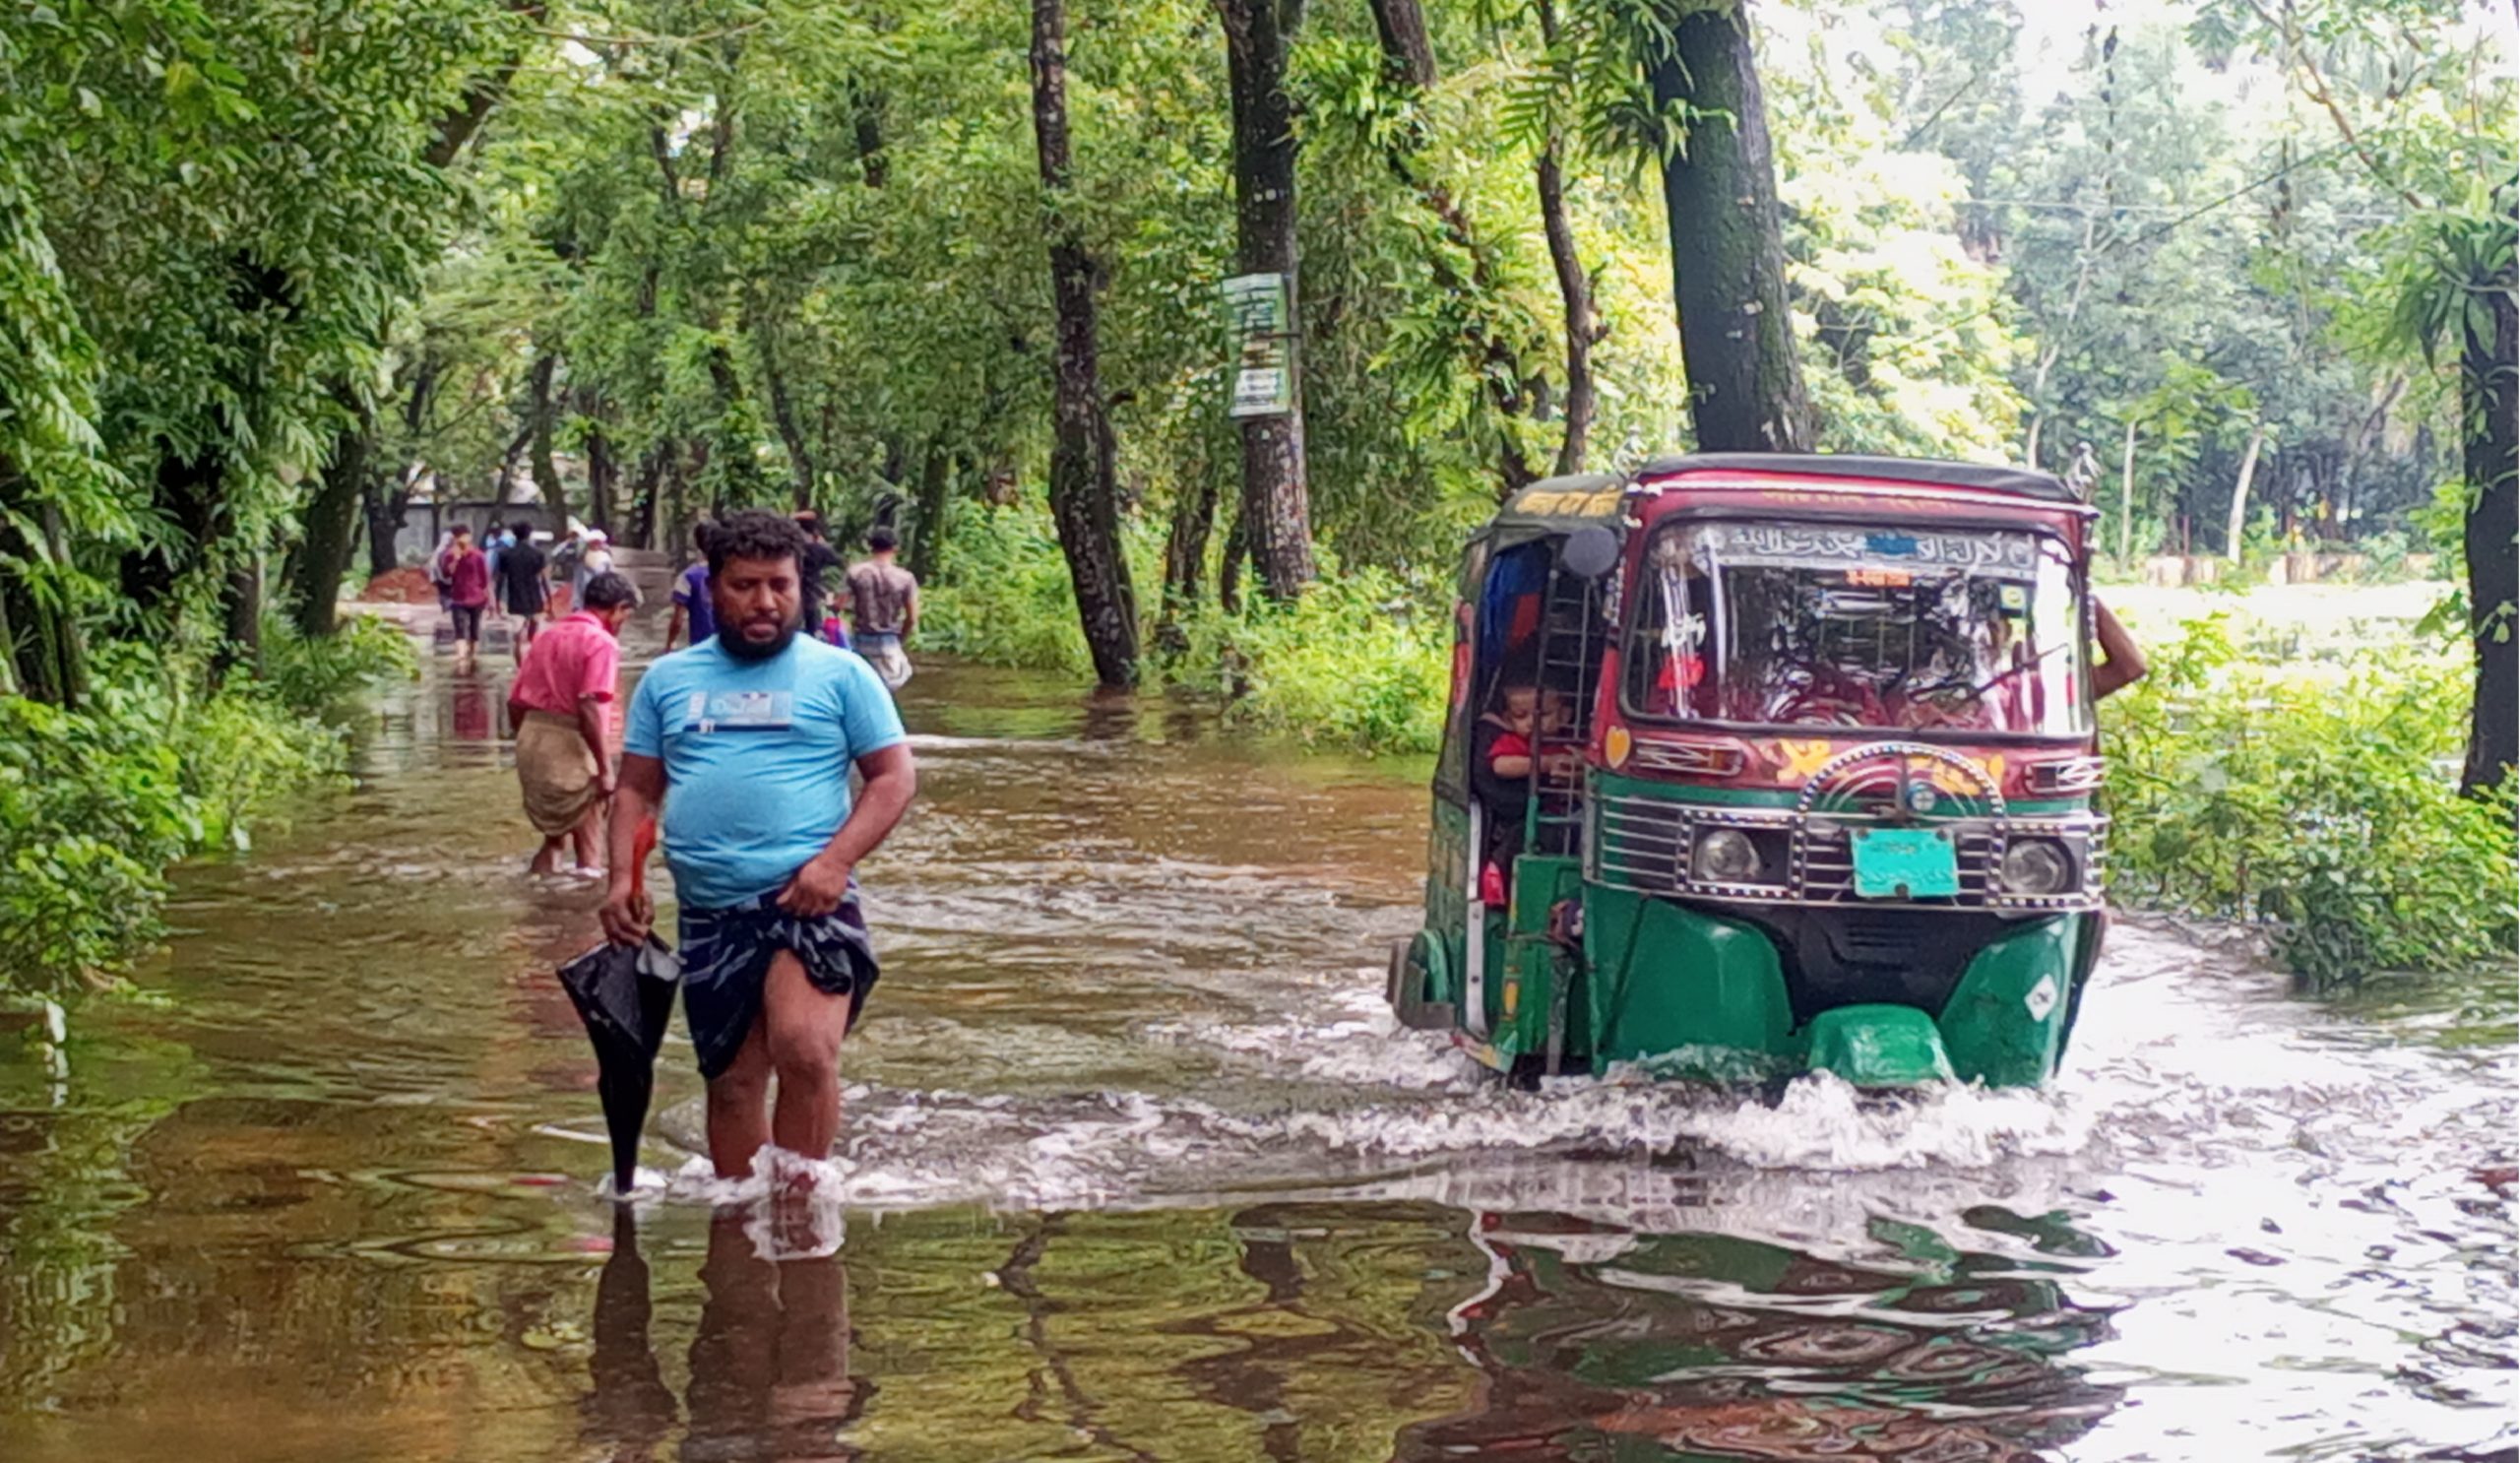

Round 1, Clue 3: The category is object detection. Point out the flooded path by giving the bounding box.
[2,608,2512,1462]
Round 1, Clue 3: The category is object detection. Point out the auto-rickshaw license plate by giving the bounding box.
[1850,828,1960,899]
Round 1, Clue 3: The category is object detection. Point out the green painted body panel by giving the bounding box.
[1937,916,2080,1087]
[1410,751,2097,1089]
[1804,1005,1956,1086]
[1492,856,1583,1060]
[1581,888,1795,1078]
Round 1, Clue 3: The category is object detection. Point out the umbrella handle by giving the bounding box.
[632,817,657,900]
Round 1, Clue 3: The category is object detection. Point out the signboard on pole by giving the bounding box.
[1223,272,1293,419]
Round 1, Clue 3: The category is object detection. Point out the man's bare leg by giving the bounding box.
[569,802,604,872]
[762,950,852,1162]
[706,1019,775,1179]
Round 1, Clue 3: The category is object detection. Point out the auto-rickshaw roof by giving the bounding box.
[1482,472,1628,539]
[1634,453,2080,504]
[1475,456,2084,561]
[1484,453,2080,525]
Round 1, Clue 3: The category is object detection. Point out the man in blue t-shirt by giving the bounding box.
[601,510,917,1180]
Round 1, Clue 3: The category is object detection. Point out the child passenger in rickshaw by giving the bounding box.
[1473,684,1582,898]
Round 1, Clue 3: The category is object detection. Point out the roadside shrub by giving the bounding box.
[173,687,349,850]
[1166,568,1448,753]
[922,504,1449,753]
[916,510,1099,675]
[2102,615,2519,990]
[0,695,198,1002]
[0,663,352,1008]
[264,611,417,711]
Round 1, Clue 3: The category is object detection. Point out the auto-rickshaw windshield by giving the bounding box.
[1622,520,2092,736]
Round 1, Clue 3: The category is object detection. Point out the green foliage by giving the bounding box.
[171,685,347,853]
[0,695,195,1003]
[2103,616,2518,989]
[0,662,348,1005]
[919,502,1446,753]
[262,611,420,711]
[915,508,1101,677]
[1168,570,1449,754]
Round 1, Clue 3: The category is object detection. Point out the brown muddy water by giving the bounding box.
[1,607,2512,1463]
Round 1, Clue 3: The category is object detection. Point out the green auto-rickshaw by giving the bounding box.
[1388,454,2113,1088]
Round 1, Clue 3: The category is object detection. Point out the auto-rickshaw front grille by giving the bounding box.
[1588,790,2107,913]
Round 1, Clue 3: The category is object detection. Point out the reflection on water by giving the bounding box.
[1418,1218,2121,1462]
[583,1208,863,1462]
[0,605,2512,1463]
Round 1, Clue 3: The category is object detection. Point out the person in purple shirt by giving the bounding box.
[664,522,719,651]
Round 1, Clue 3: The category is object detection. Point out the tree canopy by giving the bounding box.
[1,0,2508,726]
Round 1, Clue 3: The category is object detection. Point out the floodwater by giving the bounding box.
[1,605,2512,1463]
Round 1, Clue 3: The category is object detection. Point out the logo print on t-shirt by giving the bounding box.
[681,689,795,732]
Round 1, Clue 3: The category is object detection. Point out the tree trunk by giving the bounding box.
[1219,501,1249,614]
[364,477,408,576]
[1032,0,1141,687]
[529,353,561,505]
[366,356,439,575]
[1366,0,1435,90]
[2226,420,2265,562]
[1159,451,1222,651]
[580,388,615,533]
[293,418,371,636]
[752,302,818,508]
[1364,1,1544,495]
[1539,146,1598,477]
[1220,0,1316,599]
[2460,281,2518,795]
[628,446,664,550]
[1538,0,1600,478]
[851,88,888,188]
[2118,418,2137,564]
[218,561,263,680]
[1648,3,1813,453]
[909,441,954,582]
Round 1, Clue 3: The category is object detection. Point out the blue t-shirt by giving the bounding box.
[623,637,907,909]
[672,563,716,643]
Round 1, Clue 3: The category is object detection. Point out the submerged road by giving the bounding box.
[1,593,2512,1463]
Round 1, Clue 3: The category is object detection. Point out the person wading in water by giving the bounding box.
[498,520,551,660]
[444,524,492,671]
[844,526,919,690]
[791,510,846,645]
[600,510,916,1181]
[509,570,636,875]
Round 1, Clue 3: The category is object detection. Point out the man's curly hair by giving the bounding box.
[706,508,809,577]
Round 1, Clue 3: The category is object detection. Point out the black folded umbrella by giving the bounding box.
[559,930,679,1194]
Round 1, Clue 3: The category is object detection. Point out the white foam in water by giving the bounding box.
[1144,977,1482,1092]
[593,1165,676,1203]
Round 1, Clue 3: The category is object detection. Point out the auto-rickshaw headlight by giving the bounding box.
[2000,839,2073,895]
[1692,828,1764,884]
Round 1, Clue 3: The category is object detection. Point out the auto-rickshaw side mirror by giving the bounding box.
[1559,525,1621,580]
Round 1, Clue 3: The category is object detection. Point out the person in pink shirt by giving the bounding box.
[508,571,639,875]
[444,524,493,671]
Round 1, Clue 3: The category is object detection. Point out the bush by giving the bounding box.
[922,506,1450,754]
[0,658,353,1009]
[0,696,198,1002]
[916,510,1102,676]
[264,611,417,711]
[2102,615,2518,990]
[1166,569,1449,753]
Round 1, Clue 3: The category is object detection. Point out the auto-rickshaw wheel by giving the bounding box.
[1386,934,1457,1032]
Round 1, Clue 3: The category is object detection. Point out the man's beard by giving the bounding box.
[718,611,800,663]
